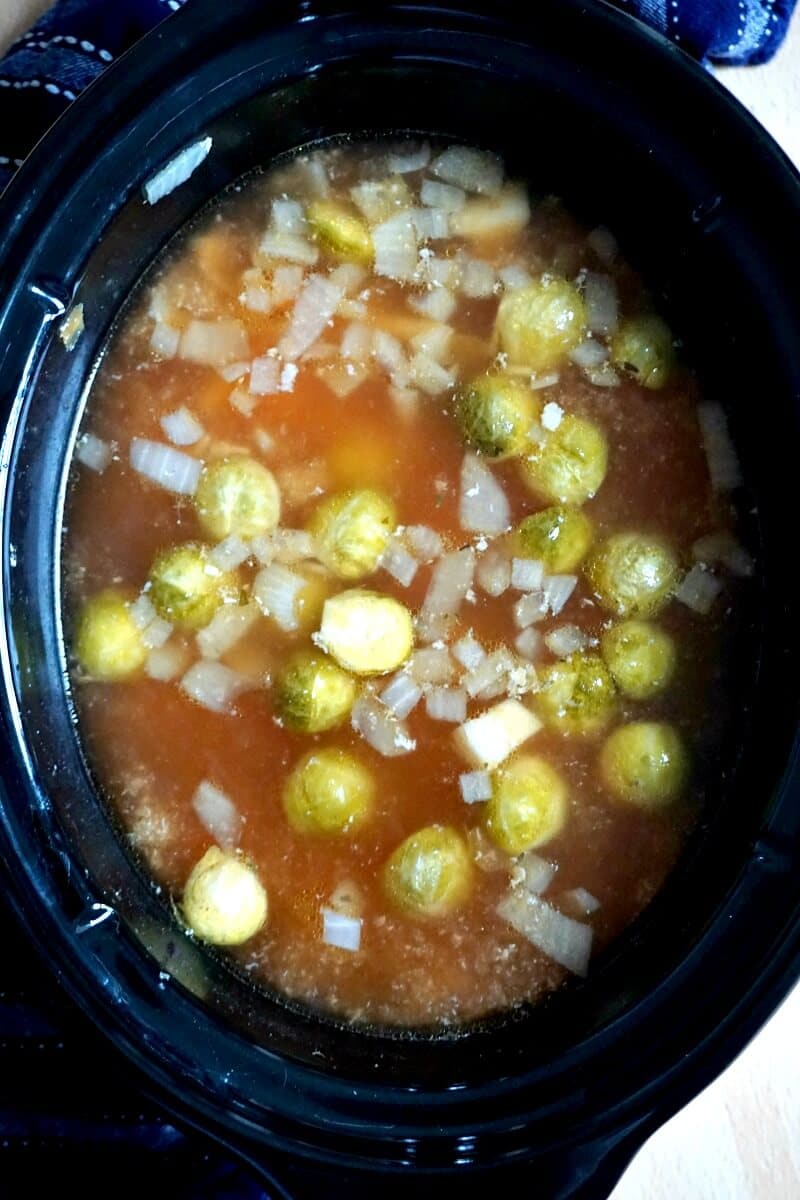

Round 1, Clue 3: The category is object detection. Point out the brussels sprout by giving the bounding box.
[454,374,539,459]
[599,721,687,807]
[601,619,676,700]
[181,846,268,945]
[316,589,414,675]
[495,276,587,371]
[484,755,568,855]
[75,589,147,680]
[283,748,374,835]
[521,414,608,506]
[195,457,281,541]
[307,199,373,264]
[536,652,618,736]
[515,504,594,572]
[274,651,356,732]
[308,488,396,581]
[611,315,674,390]
[586,532,679,618]
[383,825,472,917]
[149,542,238,630]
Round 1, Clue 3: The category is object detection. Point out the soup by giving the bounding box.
[63,140,751,1026]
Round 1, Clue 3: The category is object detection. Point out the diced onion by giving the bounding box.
[409,324,453,363]
[421,548,475,618]
[426,686,468,723]
[271,265,305,304]
[511,558,544,591]
[150,320,180,358]
[468,826,509,872]
[499,263,532,291]
[405,525,443,562]
[460,259,496,299]
[272,198,306,235]
[570,338,609,369]
[328,263,367,295]
[321,907,362,952]
[674,564,723,614]
[143,137,212,205]
[452,186,530,240]
[516,852,556,896]
[497,890,592,976]
[253,563,306,632]
[209,535,250,572]
[514,591,548,629]
[454,698,542,769]
[545,624,590,658]
[75,432,112,473]
[130,438,203,495]
[279,362,299,393]
[543,574,578,616]
[541,402,563,431]
[240,286,273,313]
[452,632,485,670]
[279,275,344,360]
[380,537,418,587]
[380,671,423,719]
[460,455,511,535]
[180,660,249,713]
[583,272,619,336]
[351,692,416,756]
[251,528,316,566]
[420,178,467,211]
[259,231,319,265]
[373,330,409,388]
[585,363,620,388]
[697,402,742,491]
[219,360,250,384]
[141,616,173,650]
[229,387,257,417]
[409,288,456,323]
[476,546,511,597]
[249,355,281,396]
[409,207,450,242]
[197,602,259,659]
[146,642,189,681]
[408,646,455,685]
[410,351,456,395]
[530,372,561,390]
[341,322,373,361]
[564,887,601,915]
[178,318,249,368]
[387,142,431,173]
[587,226,618,264]
[459,770,492,804]
[430,146,503,195]
[515,627,542,661]
[463,648,515,701]
[129,594,157,630]
[691,531,754,577]
[160,406,204,446]
[192,780,242,849]
[372,212,418,282]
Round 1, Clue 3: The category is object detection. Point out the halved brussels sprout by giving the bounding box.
[586,532,679,617]
[521,414,608,505]
[610,315,674,390]
[599,721,687,807]
[600,619,676,700]
[149,542,238,630]
[485,755,568,854]
[316,589,414,675]
[194,457,281,541]
[308,488,396,580]
[383,825,472,917]
[274,651,356,732]
[454,374,538,459]
[282,747,374,835]
[307,199,373,264]
[496,276,586,371]
[515,504,594,572]
[181,846,268,945]
[75,589,147,680]
[536,652,618,736]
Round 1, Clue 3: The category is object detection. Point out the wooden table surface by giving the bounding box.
[1,3,799,1197]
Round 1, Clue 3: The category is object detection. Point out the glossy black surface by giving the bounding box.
[1,2,800,1197]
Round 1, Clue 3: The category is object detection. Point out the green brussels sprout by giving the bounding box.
[149,542,238,630]
[316,588,414,675]
[75,589,147,680]
[282,748,375,835]
[181,846,268,945]
[610,315,675,390]
[521,414,608,505]
[383,825,472,917]
[599,721,688,807]
[307,198,373,263]
[454,374,539,459]
[536,652,618,736]
[308,488,396,581]
[601,619,676,700]
[515,504,594,572]
[194,457,281,541]
[586,532,679,618]
[274,651,356,732]
[484,755,568,855]
[495,276,587,371]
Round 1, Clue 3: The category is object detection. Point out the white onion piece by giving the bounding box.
[328,880,363,918]
[351,693,415,756]
[229,387,257,417]
[298,155,330,197]
[541,402,563,431]
[452,632,485,670]
[409,323,452,363]
[415,611,453,645]
[583,272,619,336]
[130,438,202,496]
[459,770,492,804]
[499,263,532,290]
[543,574,578,616]
[404,525,443,562]
[321,908,362,952]
[476,546,512,597]
[150,320,180,358]
[421,548,475,618]
[329,263,367,295]
[564,887,601,915]
[209,535,250,572]
[409,288,456,323]
[691,531,754,577]
[391,384,418,422]
[587,226,618,264]
[279,275,344,360]
[253,529,316,565]
[430,146,503,195]
[373,330,409,388]
[253,563,306,632]
[426,686,468,723]
[497,890,592,976]
[141,616,173,650]
[380,671,423,719]
[75,432,111,473]
[530,372,560,390]
[697,402,742,491]
[146,642,188,682]
[460,455,511,535]
[410,351,456,395]
[272,197,306,235]
[341,321,373,361]
[674,565,723,614]
[420,178,467,211]
[197,602,259,659]
[240,286,273,313]
[160,406,204,446]
[271,265,305,304]
[380,537,418,587]
[515,627,542,661]
[407,647,455,685]
[408,207,450,242]
[452,186,530,240]
[545,625,590,658]
[468,826,509,873]
[454,699,541,769]
[192,780,242,849]
[178,319,249,368]
[180,660,248,713]
[511,558,544,591]
[460,259,496,298]
[423,255,460,289]
[249,355,281,396]
[585,363,620,388]
[219,360,250,384]
[387,142,431,173]
[129,594,157,630]
[516,852,556,896]
[514,590,548,629]
[570,338,609,369]
[505,659,537,699]
[259,231,319,265]
[463,648,515,701]
[143,137,212,205]
[372,212,418,282]
[279,362,299,393]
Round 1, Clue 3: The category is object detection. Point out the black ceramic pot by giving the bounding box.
[1,2,800,1197]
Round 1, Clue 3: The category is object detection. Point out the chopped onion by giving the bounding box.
[253,428,275,454]
[514,590,548,629]
[476,545,512,597]
[219,360,250,384]
[570,337,609,369]
[130,438,203,495]
[420,178,467,212]
[271,264,305,304]
[674,564,723,614]
[541,401,563,431]
[430,146,503,195]
[253,563,306,632]
[424,255,460,289]
[463,648,515,700]
[160,406,204,446]
[415,611,453,645]
[372,212,418,282]
[387,142,431,173]
[197,602,259,659]
[180,660,248,713]
[499,263,532,290]
[319,360,371,398]
[583,272,618,336]
[468,825,509,872]
[328,879,363,918]
[351,692,416,756]
[249,355,281,396]
[298,155,330,196]
[564,887,600,915]
[328,262,367,295]
[426,686,468,723]
[692,531,754,577]
[460,455,511,535]
[543,574,578,616]
[511,558,544,591]
[409,323,453,362]
[545,624,590,658]
[410,351,456,395]
[405,524,443,562]
[259,231,318,266]
[279,362,299,392]
[459,770,492,804]
[460,259,496,299]
[409,287,457,323]
[178,318,249,368]
[452,186,530,240]
[129,594,157,630]
[321,907,362,952]
[373,330,409,388]
[209,535,250,572]
[515,627,542,661]
[421,548,475,618]
[143,136,212,205]
[272,197,306,235]
[452,632,486,670]
[75,432,111,473]
[585,364,620,388]
[150,320,180,358]
[408,646,455,685]
[530,371,561,390]
[146,642,189,682]
[587,226,618,264]
[697,402,742,491]
[240,286,273,313]
[279,275,344,360]
[516,852,556,896]
[380,538,418,587]
[497,890,592,976]
[250,528,316,566]
[192,780,242,849]
[229,387,257,417]
[142,616,173,650]
[380,671,422,719]
[408,207,450,242]
[341,321,373,361]
[454,698,542,769]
